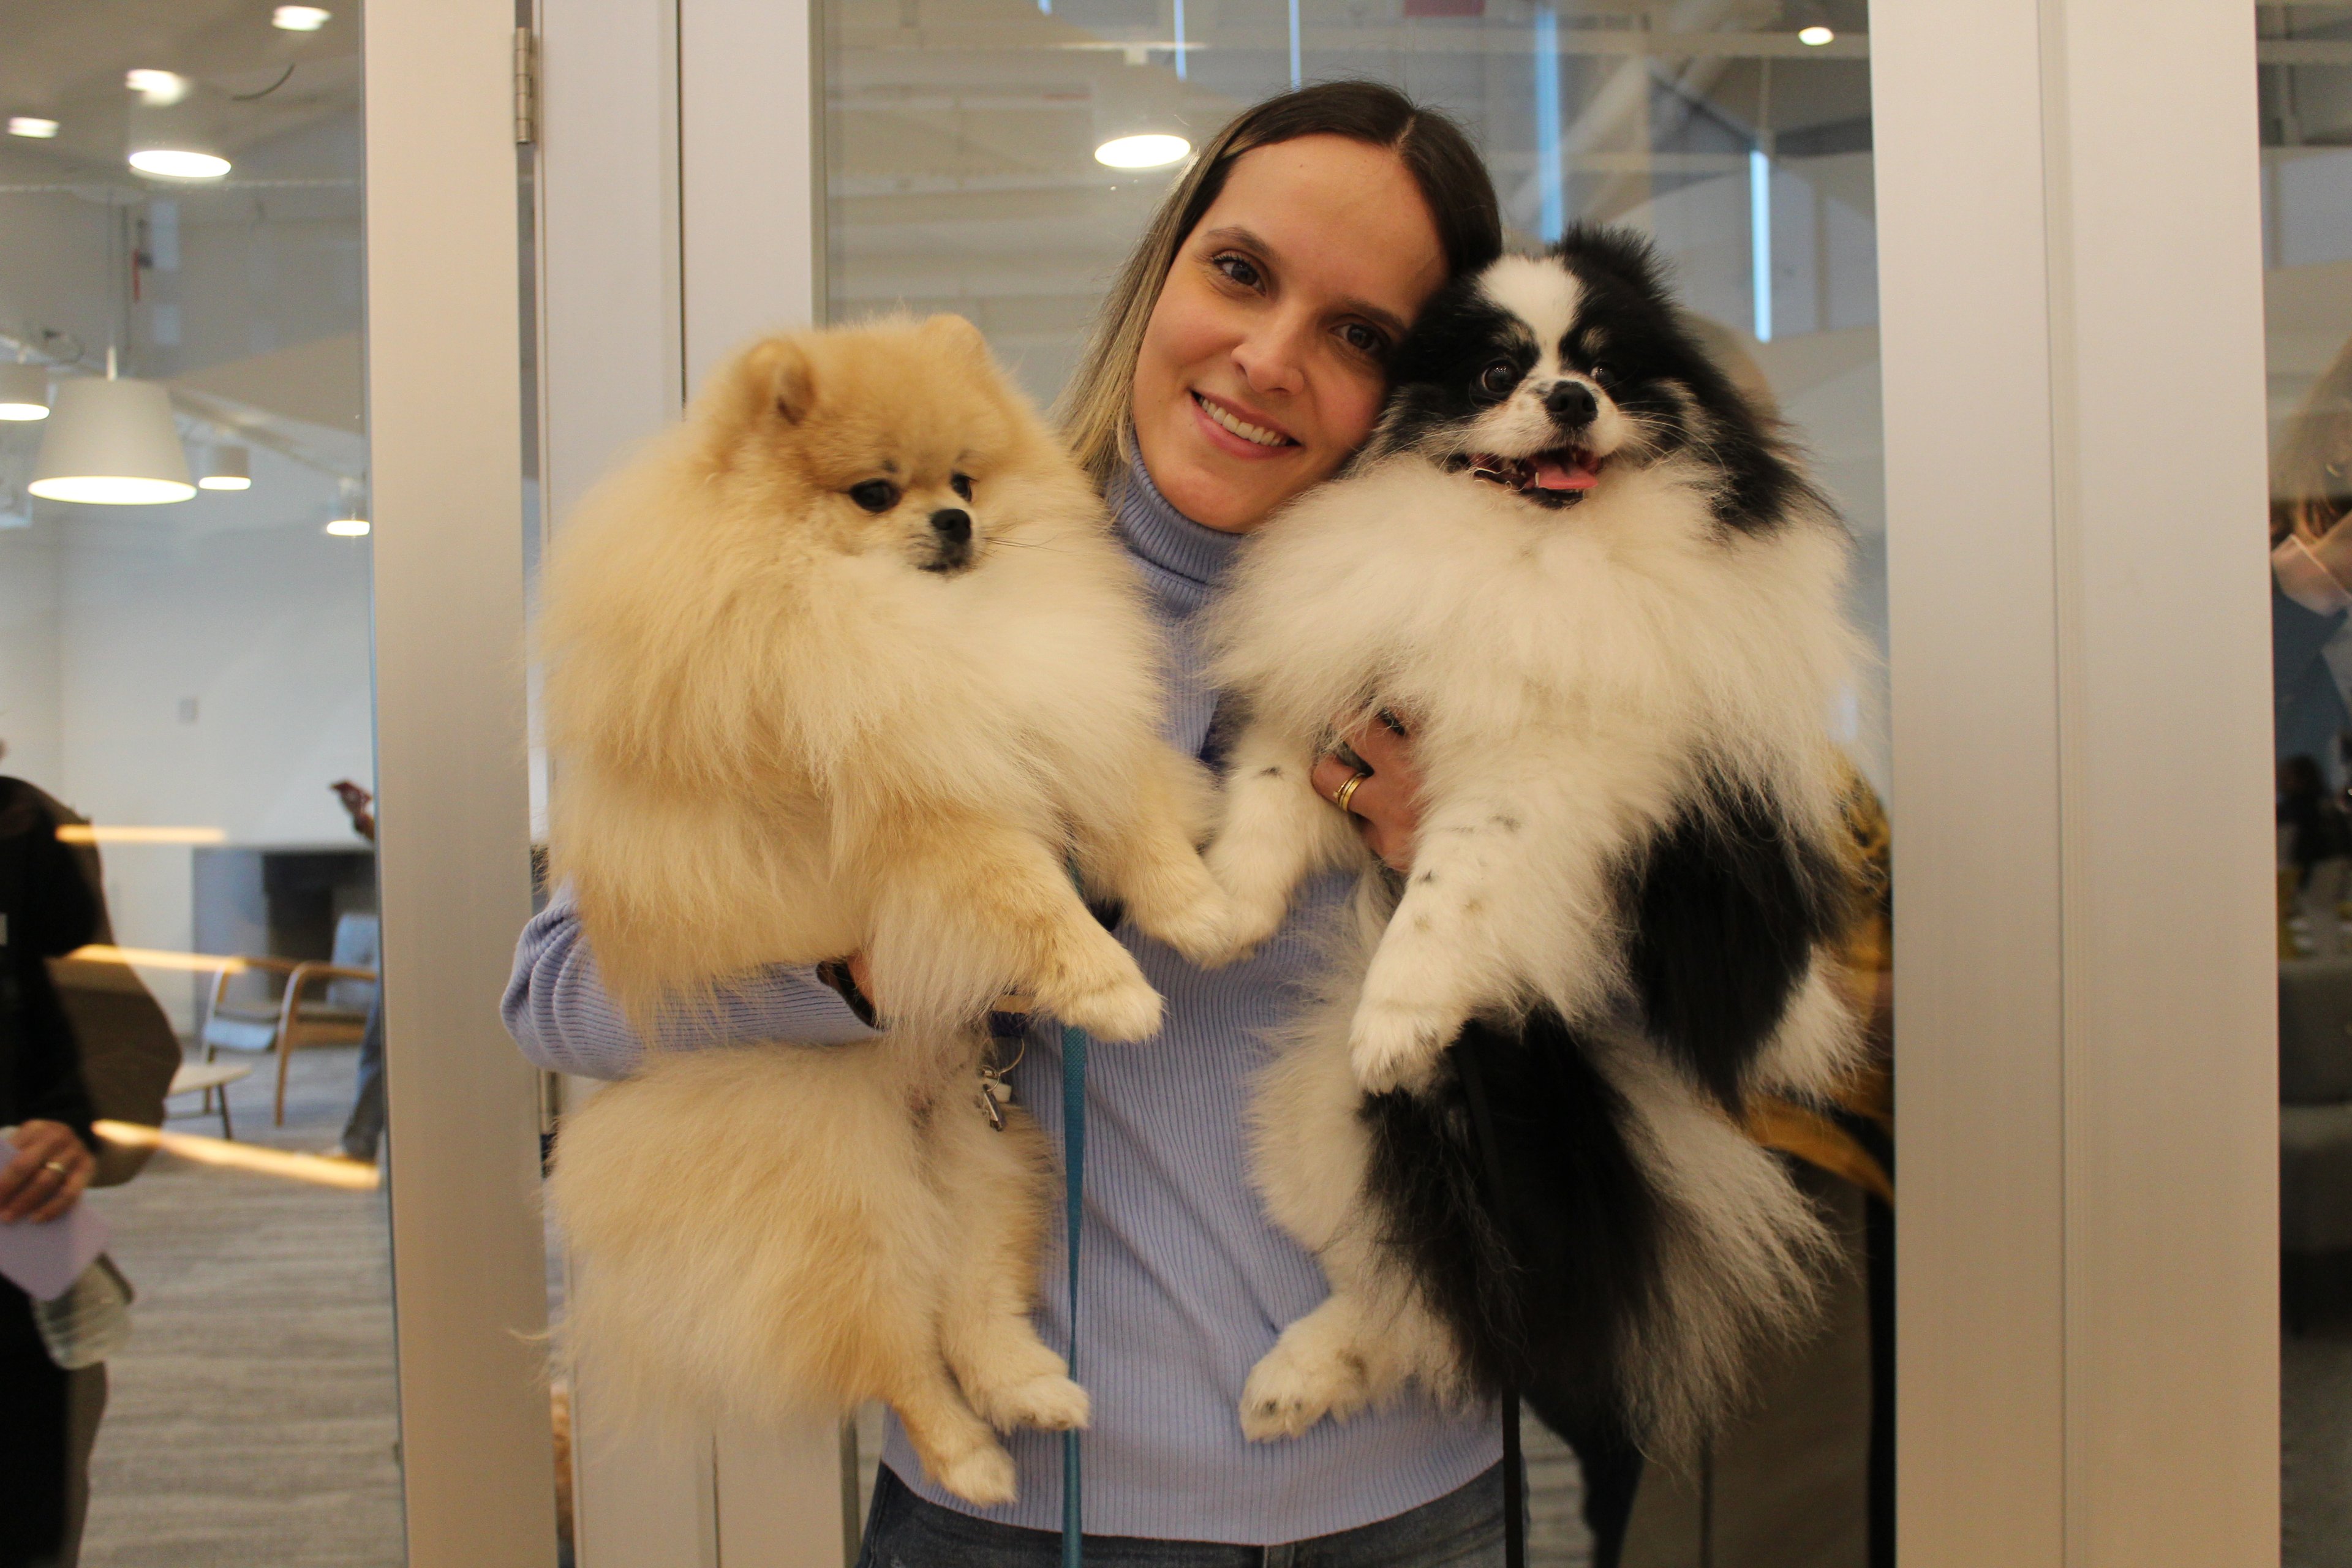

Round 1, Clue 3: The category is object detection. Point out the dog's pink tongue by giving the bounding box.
[1531,454,1599,491]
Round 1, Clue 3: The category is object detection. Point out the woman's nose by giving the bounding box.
[1231,314,1311,399]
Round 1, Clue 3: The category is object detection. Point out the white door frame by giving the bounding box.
[499,1,2288,1562]
[1878,1,2277,1562]
[533,1,850,1564]
[364,2,562,1564]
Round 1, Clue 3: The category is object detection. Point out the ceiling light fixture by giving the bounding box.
[197,444,251,491]
[1797,23,1835,45]
[129,148,231,179]
[28,351,196,506]
[0,363,50,421]
[1095,133,1191,170]
[326,478,368,535]
[273,4,332,29]
[125,69,190,107]
[7,116,59,139]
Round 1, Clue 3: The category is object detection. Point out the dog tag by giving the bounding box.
[977,1070,1013,1132]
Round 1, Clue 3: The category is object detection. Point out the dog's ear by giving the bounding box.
[745,337,818,424]
[919,313,992,369]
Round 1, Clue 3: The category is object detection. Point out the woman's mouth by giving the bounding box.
[1192,391,1297,452]
[1450,448,1603,508]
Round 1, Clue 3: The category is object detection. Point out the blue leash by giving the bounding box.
[1060,1020,1088,1568]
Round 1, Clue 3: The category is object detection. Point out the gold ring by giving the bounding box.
[1332,770,1368,815]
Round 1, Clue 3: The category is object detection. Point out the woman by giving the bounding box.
[2272,337,2352,957]
[0,772,105,1568]
[508,83,1512,1564]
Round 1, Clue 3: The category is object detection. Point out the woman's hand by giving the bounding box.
[0,1120,95,1225]
[1311,713,1424,873]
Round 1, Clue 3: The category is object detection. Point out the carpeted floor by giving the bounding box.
[75,1042,406,1568]
[62,1047,2352,1568]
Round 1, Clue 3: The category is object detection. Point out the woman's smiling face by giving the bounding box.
[1129,135,1449,533]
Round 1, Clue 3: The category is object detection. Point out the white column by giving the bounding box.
[364,0,560,1561]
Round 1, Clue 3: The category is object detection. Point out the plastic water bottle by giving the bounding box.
[31,1253,135,1370]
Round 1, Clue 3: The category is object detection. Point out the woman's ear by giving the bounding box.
[744,336,818,424]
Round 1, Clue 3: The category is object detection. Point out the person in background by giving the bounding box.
[0,773,104,1568]
[328,780,385,1164]
[2274,337,2352,782]
[2280,755,2352,958]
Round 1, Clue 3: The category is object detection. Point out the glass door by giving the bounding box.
[2259,7,2352,1562]
[821,4,1891,1562]
[1,9,402,1562]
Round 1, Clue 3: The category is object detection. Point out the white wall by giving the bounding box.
[0,439,375,1028]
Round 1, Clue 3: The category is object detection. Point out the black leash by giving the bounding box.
[1453,1039,1527,1568]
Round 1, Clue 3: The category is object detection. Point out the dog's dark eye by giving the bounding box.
[1476,360,1521,398]
[1587,363,1608,385]
[949,472,973,502]
[849,479,900,513]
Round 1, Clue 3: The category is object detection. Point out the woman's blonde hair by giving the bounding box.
[2275,333,2352,546]
[1055,81,1502,492]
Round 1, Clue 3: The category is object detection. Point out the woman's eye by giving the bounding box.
[1477,360,1521,397]
[949,472,973,502]
[849,479,900,513]
[1211,252,1263,290]
[1338,322,1388,358]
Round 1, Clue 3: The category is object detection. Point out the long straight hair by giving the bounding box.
[1056,81,1502,491]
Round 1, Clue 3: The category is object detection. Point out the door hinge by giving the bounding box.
[513,26,538,146]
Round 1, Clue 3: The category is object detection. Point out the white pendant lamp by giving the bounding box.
[29,354,195,505]
[325,477,369,535]
[0,362,48,421]
[197,443,251,490]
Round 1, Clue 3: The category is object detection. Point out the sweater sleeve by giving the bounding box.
[501,885,882,1080]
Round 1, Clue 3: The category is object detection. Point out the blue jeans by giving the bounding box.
[853,1463,1506,1568]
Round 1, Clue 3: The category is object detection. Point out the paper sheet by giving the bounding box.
[0,1130,109,1302]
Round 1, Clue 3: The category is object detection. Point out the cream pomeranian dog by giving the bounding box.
[540,314,1230,1504]
[1205,230,1863,1458]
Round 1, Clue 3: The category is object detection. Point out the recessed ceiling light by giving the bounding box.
[1797,24,1835,45]
[325,515,370,537]
[126,69,190,107]
[273,4,331,29]
[1095,134,1191,170]
[129,149,232,179]
[7,116,59,139]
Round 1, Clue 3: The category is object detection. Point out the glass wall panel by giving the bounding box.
[2260,8,2352,1563]
[824,2,1888,1563]
[0,5,402,1561]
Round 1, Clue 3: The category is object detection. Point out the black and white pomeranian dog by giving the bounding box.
[1205,226,1864,1456]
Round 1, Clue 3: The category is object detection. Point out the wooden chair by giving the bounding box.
[199,913,380,1127]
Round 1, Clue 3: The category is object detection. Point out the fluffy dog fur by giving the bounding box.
[1205,228,1864,1457]
[540,315,1230,1504]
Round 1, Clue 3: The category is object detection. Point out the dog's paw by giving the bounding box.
[1238,1333,1370,1443]
[1052,970,1164,1042]
[1209,886,1291,963]
[933,1442,1019,1508]
[1346,1000,1456,1096]
[975,1371,1091,1434]
[1139,885,1240,970]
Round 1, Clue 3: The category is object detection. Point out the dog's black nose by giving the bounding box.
[930,508,973,544]
[1545,380,1597,426]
